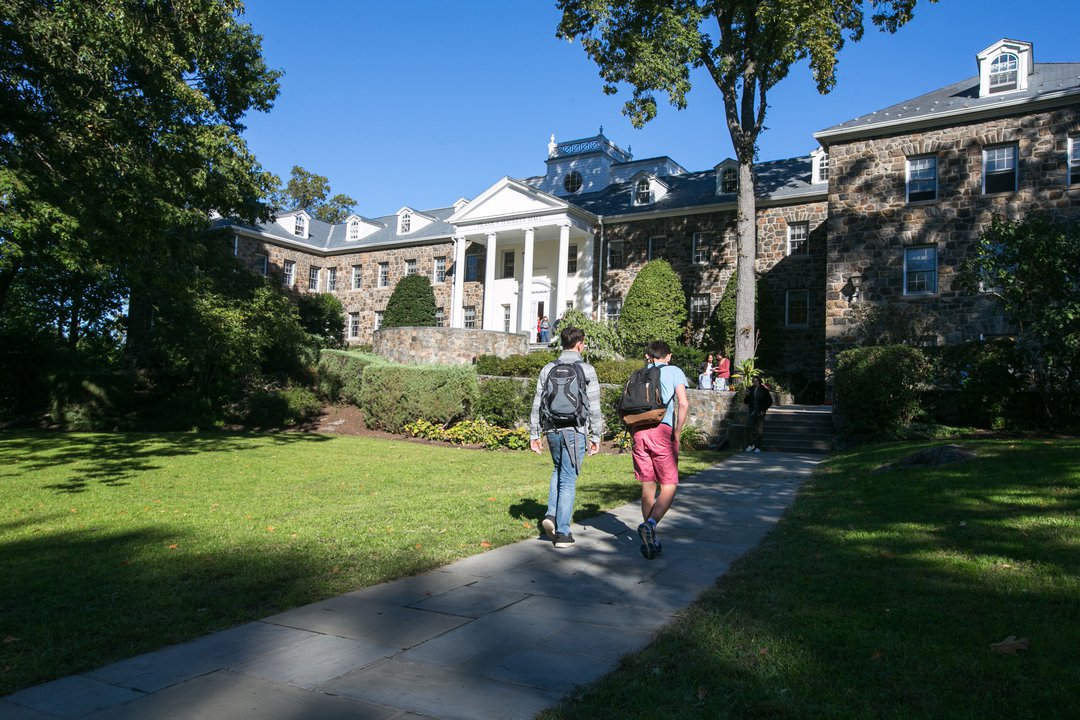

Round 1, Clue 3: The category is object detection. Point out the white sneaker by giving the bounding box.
[744,446,753,452]
[753,448,761,453]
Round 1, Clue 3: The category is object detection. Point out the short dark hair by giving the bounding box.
[646,341,671,359]
[560,326,585,348]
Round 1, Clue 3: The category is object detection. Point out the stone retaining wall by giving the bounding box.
[373,327,530,365]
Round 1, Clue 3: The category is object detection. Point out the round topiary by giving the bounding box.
[382,274,437,328]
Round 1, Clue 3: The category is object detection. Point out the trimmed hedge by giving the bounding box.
[316,349,386,404]
[834,345,927,436]
[474,376,532,428]
[359,364,478,433]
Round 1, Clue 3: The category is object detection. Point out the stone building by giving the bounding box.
[223,39,1080,403]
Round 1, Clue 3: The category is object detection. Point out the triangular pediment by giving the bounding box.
[448,177,569,225]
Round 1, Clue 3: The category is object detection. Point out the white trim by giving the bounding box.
[903,246,938,296]
[786,222,809,256]
[982,144,1018,195]
[906,155,938,203]
[1069,135,1080,186]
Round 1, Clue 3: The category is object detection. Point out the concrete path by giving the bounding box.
[2,452,821,720]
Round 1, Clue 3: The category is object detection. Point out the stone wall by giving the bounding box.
[373,327,530,365]
[825,104,1080,365]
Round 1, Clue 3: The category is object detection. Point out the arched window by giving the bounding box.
[399,211,411,234]
[634,177,651,205]
[721,167,737,193]
[989,53,1018,92]
[294,215,305,236]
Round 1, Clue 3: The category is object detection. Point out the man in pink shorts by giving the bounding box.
[632,341,689,559]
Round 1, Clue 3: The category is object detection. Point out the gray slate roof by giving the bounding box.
[819,62,1080,138]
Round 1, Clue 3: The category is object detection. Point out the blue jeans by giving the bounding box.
[546,428,586,535]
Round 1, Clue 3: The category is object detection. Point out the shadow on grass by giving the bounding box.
[0,431,333,494]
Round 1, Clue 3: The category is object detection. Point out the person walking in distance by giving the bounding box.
[632,341,688,560]
[529,326,602,548]
[743,376,773,452]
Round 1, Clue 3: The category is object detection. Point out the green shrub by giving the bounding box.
[926,338,1025,428]
[600,385,626,439]
[671,345,706,386]
[680,422,705,450]
[243,384,322,427]
[316,349,385,403]
[382,274,437,327]
[474,377,532,428]
[593,358,641,387]
[294,292,345,348]
[360,364,478,433]
[46,373,135,431]
[619,259,687,353]
[474,354,503,376]
[404,417,530,450]
[834,345,928,436]
[500,351,558,378]
[559,308,623,360]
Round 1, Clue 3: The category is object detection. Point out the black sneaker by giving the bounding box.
[541,516,557,541]
[553,532,575,548]
[638,522,660,560]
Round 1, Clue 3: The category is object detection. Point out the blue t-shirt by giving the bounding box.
[653,363,688,427]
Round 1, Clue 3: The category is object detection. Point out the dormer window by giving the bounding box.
[720,167,737,193]
[348,220,359,240]
[399,211,411,234]
[634,177,652,205]
[818,153,829,181]
[811,148,830,184]
[989,53,1018,93]
[294,215,305,236]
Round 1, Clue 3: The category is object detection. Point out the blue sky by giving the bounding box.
[239,0,1077,218]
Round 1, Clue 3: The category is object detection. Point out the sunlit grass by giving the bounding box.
[0,428,728,695]
[541,438,1080,719]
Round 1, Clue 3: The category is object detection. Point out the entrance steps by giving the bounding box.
[760,404,834,454]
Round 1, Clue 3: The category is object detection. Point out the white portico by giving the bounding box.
[446,177,596,334]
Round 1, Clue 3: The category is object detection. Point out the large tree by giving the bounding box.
[557,0,922,366]
[0,0,281,336]
[277,166,358,224]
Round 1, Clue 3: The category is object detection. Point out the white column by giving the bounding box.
[482,232,497,330]
[580,230,595,317]
[555,223,570,319]
[451,235,466,328]
[519,227,535,335]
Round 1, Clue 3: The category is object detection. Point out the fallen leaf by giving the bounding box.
[480,541,492,548]
[266,526,275,532]
[990,636,1030,654]
[487,497,497,502]
[759,648,769,656]
[167,544,178,550]
[415,543,422,549]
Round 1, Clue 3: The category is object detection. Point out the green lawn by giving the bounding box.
[540,438,1080,719]
[0,430,725,695]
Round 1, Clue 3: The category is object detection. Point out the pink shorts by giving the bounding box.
[631,423,679,486]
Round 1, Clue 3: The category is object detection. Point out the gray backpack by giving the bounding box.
[541,361,588,428]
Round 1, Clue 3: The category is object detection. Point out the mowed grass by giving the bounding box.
[0,430,726,695]
[541,438,1080,720]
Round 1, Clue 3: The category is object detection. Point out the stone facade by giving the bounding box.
[373,327,530,365]
[825,106,1080,359]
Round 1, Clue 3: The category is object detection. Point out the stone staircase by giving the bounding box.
[760,404,834,454]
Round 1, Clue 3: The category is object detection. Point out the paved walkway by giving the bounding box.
[3,452,821,720]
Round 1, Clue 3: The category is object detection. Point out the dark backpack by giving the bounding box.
[541,361,588,428]
[618,363,667,428]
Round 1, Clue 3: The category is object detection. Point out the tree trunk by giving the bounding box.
[734,160,757,368]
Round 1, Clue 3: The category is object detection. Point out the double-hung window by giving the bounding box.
[348,312,360,339]
[465,254,480,282]
[634,178,651,205]
[785,290,809,327]
[434,256,447,283]
[989,53,1018,93]
[787,223,809,256]
[308,266,320,291]
[567,244,578,274]
[720,167,737,193]
[1069,135,1080,186]
[607,240,625,269]
[904,246,938,295]
[257,254,268,276]
[282,260,295,287]
[405,259,417,276]
[692,232,712,265]
[502,250,515,279]
[435,307,445,327]
[327,267,337,291]
[605,298,622,325]
[351,265,362,290]
[983,145,1018,194]
[648,236,675,262]
[378,262,389,288]
[374,311,383,330]
[906,156,938,202]
[691,295,710,326]
[463,306,476,329]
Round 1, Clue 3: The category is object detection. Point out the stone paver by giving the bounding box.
[3,452,818,720]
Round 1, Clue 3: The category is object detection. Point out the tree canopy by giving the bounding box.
[557,0,924,364]
[277,166,358,224]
